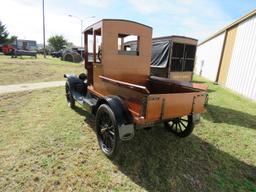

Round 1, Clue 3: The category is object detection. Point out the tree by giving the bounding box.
[0,21,17,44]
[47,35,68,51]
[66,41,75,49]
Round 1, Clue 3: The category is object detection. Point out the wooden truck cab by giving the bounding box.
[84,19,152,121]
[84,19,152,86]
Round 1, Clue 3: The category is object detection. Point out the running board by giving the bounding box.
[72,92,98,113]
[82,96,97,113]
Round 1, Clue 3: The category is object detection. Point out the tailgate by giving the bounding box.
[145,92,207,122]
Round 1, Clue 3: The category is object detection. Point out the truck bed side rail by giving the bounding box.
[99,75,150,94]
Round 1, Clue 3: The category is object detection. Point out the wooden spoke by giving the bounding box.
[108,130,115,136]
[102,133,107,146]
[178,123,182,132]
[180,121,187,128]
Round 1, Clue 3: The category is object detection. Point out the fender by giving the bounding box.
[95,96,134,141]
[64,74,80,90]
[64,73,87,95]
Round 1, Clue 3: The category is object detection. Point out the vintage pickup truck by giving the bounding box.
[64,19,208,158]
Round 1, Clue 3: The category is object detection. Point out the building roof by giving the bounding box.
[199,9,256,46]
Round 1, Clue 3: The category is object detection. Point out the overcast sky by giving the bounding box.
[0,0,255,46]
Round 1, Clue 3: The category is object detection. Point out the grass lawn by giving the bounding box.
[0,55,84,85]
[0,77,255,191]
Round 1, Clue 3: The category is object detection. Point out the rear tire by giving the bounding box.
[96,104,120,158]
[65,82,75,108]
[164,115,194,137]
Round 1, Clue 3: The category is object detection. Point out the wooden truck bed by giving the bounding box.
[145,92,206,122]
[91,75,207,125]
[144,76,207,122]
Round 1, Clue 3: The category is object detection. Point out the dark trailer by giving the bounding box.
[125,36,198,82]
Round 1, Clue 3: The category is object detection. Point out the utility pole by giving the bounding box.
[42,0,46,58]
[68,15,95,57]
[80,19,83,50]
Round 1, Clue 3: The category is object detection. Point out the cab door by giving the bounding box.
[84,28,103,86]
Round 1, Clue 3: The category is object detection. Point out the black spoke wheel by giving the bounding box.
[164,115,194,137]
[65,83,75,108]
[96,104,119,158]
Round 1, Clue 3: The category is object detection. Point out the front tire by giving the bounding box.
[65,83,75,108]
[164,115,194,137]
[96,104,120,158]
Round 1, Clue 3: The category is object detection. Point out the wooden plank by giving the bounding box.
[99,75,150,94]
[150,76,208,91]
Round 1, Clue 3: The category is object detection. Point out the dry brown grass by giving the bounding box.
[0,55,84,85]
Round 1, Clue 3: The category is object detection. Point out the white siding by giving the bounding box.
[195,32,225,81]
[226,15,256,100]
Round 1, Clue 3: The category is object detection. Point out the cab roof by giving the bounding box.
[84,19,152,32]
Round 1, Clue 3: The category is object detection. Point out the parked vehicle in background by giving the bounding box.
[12,49,37,58]
[51,50,63,58]
[16,39,37,51]
[50,48,84,63]
[125,36,198,82]
[75,47,85,58]
[62,50,82,63]
[1,44,16,55]
[1,39,37,56]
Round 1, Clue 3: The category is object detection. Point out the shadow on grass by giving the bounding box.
[73,105,256,192]
[204,104,256,130]
[192,80,207,84]
[206,88,215,93]
[73,105,88,117]
[10,56,37,60]
[113,128,256,192]
[73,105,95,129]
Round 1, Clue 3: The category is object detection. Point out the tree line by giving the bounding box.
[0,20,74,52]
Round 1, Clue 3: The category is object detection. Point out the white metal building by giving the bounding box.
[195,9,256,100]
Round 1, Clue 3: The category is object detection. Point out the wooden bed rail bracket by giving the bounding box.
[99,75,150,94]
[160,98,166,120]
[141,96,148,118]
[191,96,196,114]
[191,93,209,114]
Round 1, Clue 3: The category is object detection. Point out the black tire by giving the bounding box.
[164,115,194,137]
[65,82,75,108]
[96,104,120,158]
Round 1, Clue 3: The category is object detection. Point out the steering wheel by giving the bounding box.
[97,49,102,62]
